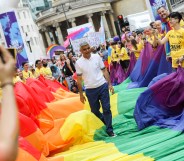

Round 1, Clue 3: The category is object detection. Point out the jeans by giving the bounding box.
[85,83,113,133]
[65,76,73,90]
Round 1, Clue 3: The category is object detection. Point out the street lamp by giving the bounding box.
[61,3,71,30]
[56,3,73,52]
[25,33,32,53]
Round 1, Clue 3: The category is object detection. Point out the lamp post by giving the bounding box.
[25,33,32,53]
[60,3,73,52]
[61,3,70,30]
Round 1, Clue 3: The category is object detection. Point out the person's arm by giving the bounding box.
[75,62,86,103]
[77,75,86,103]
[98,55,114,94]
[153,29,169,45]
[0,46,18,161]
[66,59,74,74]
[102,68,114,94]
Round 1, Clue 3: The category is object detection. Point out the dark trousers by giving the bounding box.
[85,83,113,133]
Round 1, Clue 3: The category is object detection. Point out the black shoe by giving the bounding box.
[107,131,117,137]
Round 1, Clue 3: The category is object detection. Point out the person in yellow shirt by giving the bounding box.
[111,42,121,63]
[130,39,144,60]
[22,62,34,80]
[13,68,23,84]
[143,27,155,45]
[42,60,52,78]
[119,43,130,71]
[154,12,184,70]
[35,60,45,78]
[155,20,165,38]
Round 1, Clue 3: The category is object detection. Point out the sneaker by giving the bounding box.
[107,131,117,137]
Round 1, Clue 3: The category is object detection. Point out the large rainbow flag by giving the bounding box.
[14,44,184,161]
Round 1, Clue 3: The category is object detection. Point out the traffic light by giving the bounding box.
[117,15,124,28]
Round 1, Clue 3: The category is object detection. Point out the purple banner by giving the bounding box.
[149,0,168,20]
[0,11,28,67]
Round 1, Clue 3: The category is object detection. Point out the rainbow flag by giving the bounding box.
[15,44,183,161]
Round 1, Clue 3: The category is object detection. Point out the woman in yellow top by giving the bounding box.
[110,42,121,63]
[118,42,130,71]
[130,39,144,60]
[154,12,184,70]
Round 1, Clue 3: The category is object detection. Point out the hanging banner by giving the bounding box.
[0,11,28,67]
[146,0,168,21]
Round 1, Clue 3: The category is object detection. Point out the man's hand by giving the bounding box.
[80,94,86,104]
[109,85,114,95]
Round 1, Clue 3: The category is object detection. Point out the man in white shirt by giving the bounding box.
[76,42,116,137]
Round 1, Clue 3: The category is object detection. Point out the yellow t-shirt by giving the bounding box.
[13,76,22,84]
[147,35,154,45]
[22,70,34,80]
[165,28,184,68]
[35,67,45,77]
[133,43,144,60]
[120,47,129,61]
[42,67,52,77]
[180,19,184,28]
[111,46,121,62]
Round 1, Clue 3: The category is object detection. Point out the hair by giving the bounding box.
[79,41,89,48]
[118,42,125,48]
[50,65,56,73]
[150,22,155,28]
[157,6,167,11]
[131,39,138,50]
[111,41,117,46]
[22,62,28,67]
[60,53,66,61]
[169,12,182,22]
[35,60,41,66]
[67,52,73,58]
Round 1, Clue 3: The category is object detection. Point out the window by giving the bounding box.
[21,26,24,33]
[17,12,21,19]
[30,37,34,46]
[31,25,34,31]
[34,37,37,44]
[27,25,30,32]
[23,11,26,18]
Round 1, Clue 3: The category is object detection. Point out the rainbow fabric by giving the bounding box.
[15,44,183,161]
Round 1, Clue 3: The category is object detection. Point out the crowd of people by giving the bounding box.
[1,5,184,160]
[12,7,184,92]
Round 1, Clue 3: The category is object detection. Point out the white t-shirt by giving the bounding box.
[75,54,106,89]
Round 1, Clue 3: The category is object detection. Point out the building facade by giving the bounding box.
[111,0,147,17]
[16,6,46,63]
[34,0,148,48]
[169,0,184,12]
[35,0,118,49]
